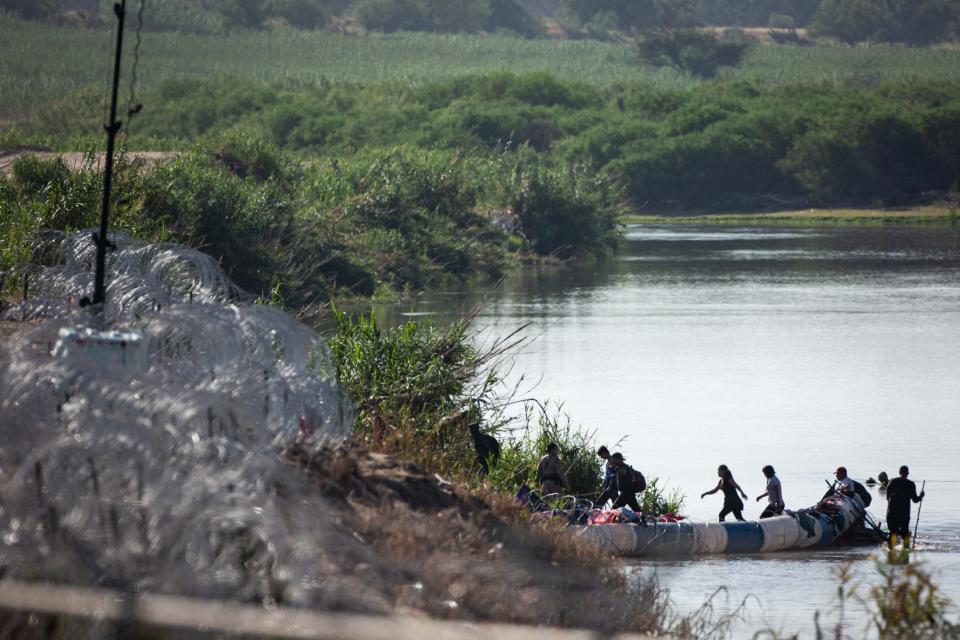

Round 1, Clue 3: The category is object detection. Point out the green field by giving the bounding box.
[5,14,960,117]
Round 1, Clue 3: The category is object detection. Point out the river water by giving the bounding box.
[374,224,960,637]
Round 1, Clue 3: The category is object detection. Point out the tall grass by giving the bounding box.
[486,401,603,498]
[327,305,533,478]
[6,14,960,118]
[760,560,960,638]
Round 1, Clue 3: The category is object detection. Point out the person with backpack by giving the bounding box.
[595,446,618,507]
[609,452,646,515]
[701,464,748,522]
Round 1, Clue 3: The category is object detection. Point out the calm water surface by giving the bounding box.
[377,225,960,636]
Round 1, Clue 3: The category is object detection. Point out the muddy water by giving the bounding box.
[372,224,960,636]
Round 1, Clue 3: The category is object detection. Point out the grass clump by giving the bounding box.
[761,560,960,639]
[328,306,503,476]
[485,402,602,498]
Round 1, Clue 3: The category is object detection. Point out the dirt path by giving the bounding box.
[0,149,176,177]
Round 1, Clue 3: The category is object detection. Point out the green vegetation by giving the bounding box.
[810,0,960,45]
[636,28,751,78]
[486,402,603,498]
[328,307,685,516]
[0,141,621,302]
[352,0,540,35]
[11,68,960,211]
[328,307,501,475]
[9,15,960,119]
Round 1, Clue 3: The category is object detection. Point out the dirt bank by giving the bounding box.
[0,149,176,177]
[282,443,670,634]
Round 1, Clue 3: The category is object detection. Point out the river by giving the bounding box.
[373,224,960,637]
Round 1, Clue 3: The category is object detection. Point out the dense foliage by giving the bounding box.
[14,71,960,210]
[6,0,960,42]
[329,308,491,474]
[353,0,540,35]
[810,0,960,45]
[0,0,59,19]
[560,0,960,39]
[0,138,622,304]
[636,29,751,78]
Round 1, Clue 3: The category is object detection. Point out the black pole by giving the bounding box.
[92,1,127,307]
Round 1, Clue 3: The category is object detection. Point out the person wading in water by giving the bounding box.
[886,465,925,550]
[701,464,748,522]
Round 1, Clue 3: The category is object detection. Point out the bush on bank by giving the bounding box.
[0,140,622,303]
[19,73,960,210]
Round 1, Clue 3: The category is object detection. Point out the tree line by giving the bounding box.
[3,0,959,44]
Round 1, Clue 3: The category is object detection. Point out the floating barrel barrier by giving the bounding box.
[577,493,868,557]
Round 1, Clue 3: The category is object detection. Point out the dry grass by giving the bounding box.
[284,443,673,635]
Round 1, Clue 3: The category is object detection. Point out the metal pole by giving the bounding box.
[912,479,926,547]
[92,0,127,307]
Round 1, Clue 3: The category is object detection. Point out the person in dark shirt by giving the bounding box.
[886,465,925,550]
[595,446,617,507]
[701,464,748,522]
[609,452,642,514]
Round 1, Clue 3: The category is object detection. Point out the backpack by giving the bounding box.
[633,468,646,493]
[852,480,872,506]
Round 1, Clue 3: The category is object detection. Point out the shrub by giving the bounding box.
[0,0,58,20]
[353,0,429,32]
[810,0,960,45]
[329,308,504,476]
[504,149,622,258]
[560,0,658,31]
[636,29,751,78]
[10,154,103,232]
[266,0,329,28]
[128,0,226,34]
[638,476,685,516]
[486,402,602,498]
[353,0,521,33]
[207,132,296,184]
[135,153,291,291]
[218,0,269,29]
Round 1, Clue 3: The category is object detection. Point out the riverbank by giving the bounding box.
[0,579,664,640]
[623,206,960,227]
[0,284,681,637]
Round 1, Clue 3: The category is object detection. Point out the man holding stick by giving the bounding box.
[886,465,925,550]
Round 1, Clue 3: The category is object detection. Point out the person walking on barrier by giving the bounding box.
[756,465,785,518]
[702,464,748,522]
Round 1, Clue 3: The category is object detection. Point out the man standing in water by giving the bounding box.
[756,465,785,518]
[536,442,566,496]
[886,465,925,550]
